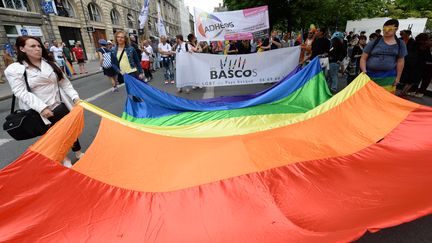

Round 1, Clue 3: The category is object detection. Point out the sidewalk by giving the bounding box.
[0,60,102,101]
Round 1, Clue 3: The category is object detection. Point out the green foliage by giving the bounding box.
[223,0,430,31]
[383,0,432,30]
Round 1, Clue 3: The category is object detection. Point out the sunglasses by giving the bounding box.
[383,26,397,32]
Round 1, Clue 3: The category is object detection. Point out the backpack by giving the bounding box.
[369,35,402,59]
[100,48,112,68]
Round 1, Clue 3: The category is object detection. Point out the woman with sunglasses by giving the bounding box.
[360,19,408,93]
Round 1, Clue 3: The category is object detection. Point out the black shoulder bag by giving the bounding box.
[3,71,49,140]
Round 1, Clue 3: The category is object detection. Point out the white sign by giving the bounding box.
[176,47,301,88]
[139,0,150,29]
[157,3,167,37]
[194,6,269,41]
[18,26,43,36]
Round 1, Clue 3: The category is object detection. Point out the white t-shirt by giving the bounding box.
[141,45,153,61]
[158,42,172,57]
[50,46,63,61]
[176,42,190,53]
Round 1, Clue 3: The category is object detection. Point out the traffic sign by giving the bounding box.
[20,28,28,36]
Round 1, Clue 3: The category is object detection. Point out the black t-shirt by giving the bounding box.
[237,42,251,54]
[311,37,331,59]
[329,40,347,63]
[350,45,363,59]
[227,43,238,55]
[263,37,281,50]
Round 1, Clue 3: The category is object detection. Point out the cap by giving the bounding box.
[98,39,107,45]
[107,40,113,44]
[331,32,344,40]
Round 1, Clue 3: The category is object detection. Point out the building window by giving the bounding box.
[110,9,120,25]
[56,0,75,17]
[127,14,134,28]
[61,0,75,17]
[1,0,30,11]
[87,3,101,22]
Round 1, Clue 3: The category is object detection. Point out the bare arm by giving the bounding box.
[359,53,368,73]
[158,48,168,56]
[394,57,404,85]
[97,51,103,66]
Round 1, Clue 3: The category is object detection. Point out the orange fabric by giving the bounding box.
[72,81,419,192]
[1,106,431,242]
[30,106,84,163]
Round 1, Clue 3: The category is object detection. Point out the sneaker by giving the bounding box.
[185,89,190,94]
[144,78,149,83]
[111,87,116,92]
[414,93,424,98]
[75,151,85,160]
[177,88,182,93]
[192,86,197,90]
[407,92,416,96]
[170,80,175,84]
[164,80,169,84]
[62,157,73,168]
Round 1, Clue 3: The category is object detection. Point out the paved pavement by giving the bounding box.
[0,67,431,242]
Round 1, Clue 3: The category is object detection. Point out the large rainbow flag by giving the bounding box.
[0,72,431,242]
[122,58,330,126]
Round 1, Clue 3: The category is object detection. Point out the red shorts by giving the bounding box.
[141,61,150,70]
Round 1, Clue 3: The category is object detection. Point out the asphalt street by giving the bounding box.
[0,69,430,242]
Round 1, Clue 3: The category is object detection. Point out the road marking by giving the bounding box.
[0,139,13,146]
[203,87,214,99]
[85,84,125,102]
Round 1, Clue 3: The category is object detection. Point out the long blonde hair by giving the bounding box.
[114,30,129,46]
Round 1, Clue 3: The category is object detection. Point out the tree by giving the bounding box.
[382,0,432,31]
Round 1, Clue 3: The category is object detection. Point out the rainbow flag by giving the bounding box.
[368,69,397,93]
[64,59,76,77]
[1,73,432,242]
[122,58,328,126]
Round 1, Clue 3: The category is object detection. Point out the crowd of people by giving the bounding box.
[91,18,431,97]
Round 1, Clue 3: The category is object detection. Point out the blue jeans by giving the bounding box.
[328,62,340,92]
[161,57,174,81]
[153,53,161,69]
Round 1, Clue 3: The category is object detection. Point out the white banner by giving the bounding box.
[139,0,151,29]
[194,6,269,41]
[176,47,301,88]
[157,3,167,37]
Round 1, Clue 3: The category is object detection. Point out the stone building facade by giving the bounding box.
[0,0,187,75]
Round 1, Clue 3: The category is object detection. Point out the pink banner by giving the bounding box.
[224,33,254,40]
[243,6,268,17]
